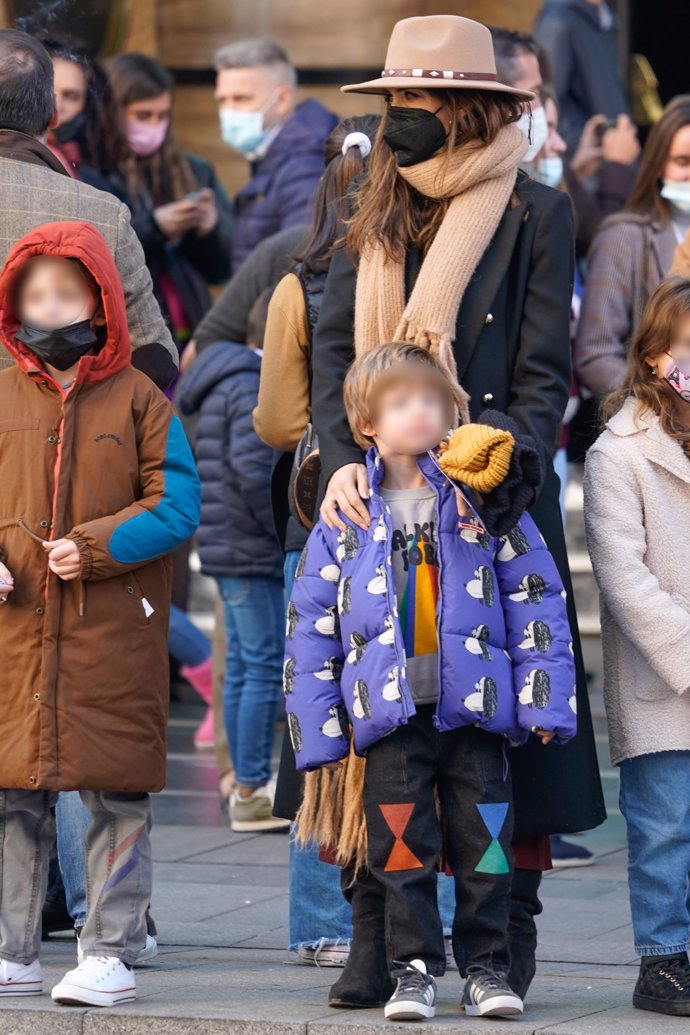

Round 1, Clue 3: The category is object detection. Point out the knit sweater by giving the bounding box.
[584,397,690,765]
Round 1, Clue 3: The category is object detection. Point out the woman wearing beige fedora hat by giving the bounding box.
[303,10,605,1020]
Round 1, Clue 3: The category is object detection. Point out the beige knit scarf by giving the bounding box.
[354,123,527,420]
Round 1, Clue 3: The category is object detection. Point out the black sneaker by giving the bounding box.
[384,960,437,1021]
[634,955,690,1016]
[462,967,523,1017]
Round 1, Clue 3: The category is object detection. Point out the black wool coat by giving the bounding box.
[276,174,606,840]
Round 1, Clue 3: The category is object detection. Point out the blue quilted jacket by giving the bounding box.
[284,449,577,771]
[177,342,282,579]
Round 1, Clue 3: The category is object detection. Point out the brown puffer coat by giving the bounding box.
[0,222,200,793]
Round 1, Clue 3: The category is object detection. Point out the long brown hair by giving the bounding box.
[603,276,690,453]
[347,89,523,261]
[625,95,690,225]
[105,52,196,209]
[293,114,380,275]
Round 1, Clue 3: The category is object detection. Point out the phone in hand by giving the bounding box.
[595,118,618,144]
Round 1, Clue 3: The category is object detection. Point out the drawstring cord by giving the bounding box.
[13,518,86,617]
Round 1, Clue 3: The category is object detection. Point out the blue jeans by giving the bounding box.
[619,752,690,956]
[284,549,302,607]
[215,575,284,789]
[168,603,211,668]
[56,791,89,928]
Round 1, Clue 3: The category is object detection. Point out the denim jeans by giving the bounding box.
[215,575,284,789]
[619,751,690,956]
[284,549,302,608]
[364,707,513,978]
[56,791,89,928]
[0,789,151,966]
[168,603,211,668]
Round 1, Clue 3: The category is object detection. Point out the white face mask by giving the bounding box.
[516,106,549,163]
[661,179,690,215]
[536,156,564,188]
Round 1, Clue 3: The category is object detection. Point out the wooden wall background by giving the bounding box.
[129,0,542,197]
[1,0,541,197]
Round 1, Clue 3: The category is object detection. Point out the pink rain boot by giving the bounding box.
[180,658,214,750]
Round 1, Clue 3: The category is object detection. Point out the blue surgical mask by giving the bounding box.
[219,90,277,155]
[536,156,564,189]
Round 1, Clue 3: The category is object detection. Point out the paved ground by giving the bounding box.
[2,481,679,1034]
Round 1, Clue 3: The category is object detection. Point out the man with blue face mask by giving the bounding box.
[214,39,337,272]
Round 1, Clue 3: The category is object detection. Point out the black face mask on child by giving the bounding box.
[382,105,448,167]
[16,319,101,371]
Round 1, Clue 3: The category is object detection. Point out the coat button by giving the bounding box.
[39,520,49,529]
[47,435,57,444]
[482,393,494,404]
[33,692,41,701]
[484,313,494,325]
[35,606,44,615]
[40,379,47,387]
[28,775,36,784]
[126,586,134,594]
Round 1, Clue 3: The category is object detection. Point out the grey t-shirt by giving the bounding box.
[380,486,440,705]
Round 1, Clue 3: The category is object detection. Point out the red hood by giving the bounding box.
[0,221,131,383]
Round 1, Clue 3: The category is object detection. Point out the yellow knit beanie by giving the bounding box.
[438,424,515,493]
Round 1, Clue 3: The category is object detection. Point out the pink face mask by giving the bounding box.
[663,353,690,404]
[126,118,170,158]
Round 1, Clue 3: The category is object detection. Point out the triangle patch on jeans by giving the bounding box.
[380,803,424,871]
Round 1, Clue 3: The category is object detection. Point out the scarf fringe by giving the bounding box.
[294,744,368,874]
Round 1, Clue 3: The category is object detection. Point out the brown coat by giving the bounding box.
[0,223,200,793]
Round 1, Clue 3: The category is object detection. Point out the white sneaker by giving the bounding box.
[0,958,42,996]
[296,939,351,967]
[51,956,136,1007]
[77,933,158,967]
[229,785,291,832]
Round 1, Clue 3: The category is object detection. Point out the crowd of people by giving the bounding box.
[0,0,689,1022]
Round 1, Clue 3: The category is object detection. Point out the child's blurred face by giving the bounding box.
[18,257,100,330]
[364,377,449,455]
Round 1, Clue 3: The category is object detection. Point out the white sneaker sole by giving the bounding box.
[230,816,291,832]
[384,999,436,1020]
[51,981,136,1007]
[0,982,42,996]
[465,995,524,1017]
[551,856,595,869]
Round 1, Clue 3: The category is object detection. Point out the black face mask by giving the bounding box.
[16,319,101,371]
[382,105,448,167]
[53,110,87,146]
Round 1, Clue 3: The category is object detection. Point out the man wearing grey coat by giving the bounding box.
[0,30,177,390]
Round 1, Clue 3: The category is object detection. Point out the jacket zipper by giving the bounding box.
[378,497,413,722]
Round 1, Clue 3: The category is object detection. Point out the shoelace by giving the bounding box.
[391,964,432,997]
[652,958,690,992]
[468,966,511,992]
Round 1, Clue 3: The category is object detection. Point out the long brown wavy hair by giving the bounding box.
[105,52,196,210]
[347,88,523,261]
[625,95,690,225]
[603,276,690,454]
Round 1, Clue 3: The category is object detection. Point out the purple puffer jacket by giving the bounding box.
[284,449,577,771]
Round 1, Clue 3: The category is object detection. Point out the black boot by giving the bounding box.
[507,867,543,1000]
[634,954,690,1016]
[329,866,394,1009]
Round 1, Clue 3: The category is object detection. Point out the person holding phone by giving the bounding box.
[102,53,233,380]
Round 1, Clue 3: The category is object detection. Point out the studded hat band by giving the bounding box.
[381,68,498,83]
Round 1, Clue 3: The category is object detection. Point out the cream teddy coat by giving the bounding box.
[584,397,690,765]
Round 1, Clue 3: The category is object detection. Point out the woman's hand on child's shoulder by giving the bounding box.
[0,561,14,603]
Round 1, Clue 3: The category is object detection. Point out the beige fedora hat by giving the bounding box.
[342,15,534,100]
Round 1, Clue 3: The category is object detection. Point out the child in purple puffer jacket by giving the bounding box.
[284,342,576,1022]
